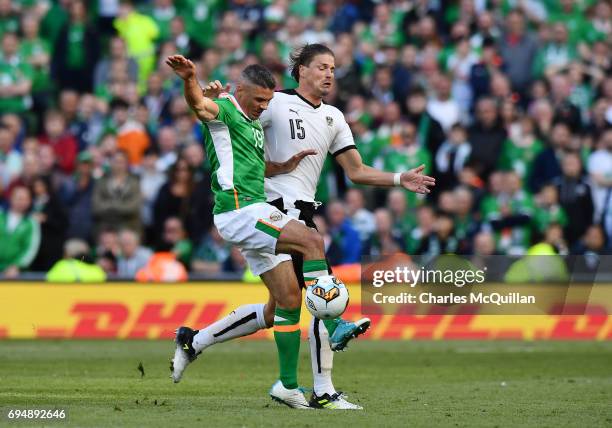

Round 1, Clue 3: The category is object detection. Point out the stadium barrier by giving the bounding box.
[1,283,611,340]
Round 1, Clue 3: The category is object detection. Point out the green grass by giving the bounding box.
[0,340,611,427]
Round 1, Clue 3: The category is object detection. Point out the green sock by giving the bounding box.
[303,259,329,285]
[323,317,340,336]
[273,306,301,389]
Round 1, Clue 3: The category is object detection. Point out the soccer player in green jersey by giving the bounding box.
[166,55,340,408]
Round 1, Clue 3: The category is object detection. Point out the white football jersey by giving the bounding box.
[260,90,356,208]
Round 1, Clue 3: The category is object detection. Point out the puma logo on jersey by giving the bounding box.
[289,108,299,115]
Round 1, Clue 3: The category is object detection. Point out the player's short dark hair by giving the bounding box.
[241,64,276,90]
[289,44,335,82]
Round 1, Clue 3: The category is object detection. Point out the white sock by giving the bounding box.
[308,316,336,396]
[192,303,267,352]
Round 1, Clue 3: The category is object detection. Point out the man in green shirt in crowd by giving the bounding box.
[0,186,40,278]
[0,32,33,114]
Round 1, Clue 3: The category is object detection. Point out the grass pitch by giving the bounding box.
[0,340,611,427]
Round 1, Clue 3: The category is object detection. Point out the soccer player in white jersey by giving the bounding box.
[178,44,435,410]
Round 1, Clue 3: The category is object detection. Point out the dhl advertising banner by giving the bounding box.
[1,283,611,340]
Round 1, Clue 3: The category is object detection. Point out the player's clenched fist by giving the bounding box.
[165,55,196,80]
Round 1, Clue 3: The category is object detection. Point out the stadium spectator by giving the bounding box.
[405,204,435,255]
[588,129,612,244]
[404,86,446,157]
[0,186,40,278]
[92,150,141,237]
[549,73,582,133]
[326,200,361,264]
[468,97,506,180]
[572,224,609,256]
[427,74,460,132]
[175,113,199,147]
[52,0,99,93]
[154,126,178,172]
[93,36,139,92]
[533,185,568,235]
[386,188,413,247]
[38,110,78,175]
[481,171,533,255]
[46,239,106,283]
[0,122,22,192]
[473,231,496,257]
[0,32,32,116]
[29,175,67,271]
[4,151,38,200]
[191,225,230,275]
[20,13,52,130]
[109,98,150,166]
[139,149,166,244]
[312,214,343,267]
[499,116,544,187]
[499,9,538,96]
[434,124,471,194]
[553,153,594,246]
[95,228,119,275]
[152,156,212,244]
[181,142,206,176]
[160,216,192,269]
[453,186,480,254]
[142,72,171,125]
[529,122,573,192]
[117,229,152,278]
[417,210,459,261]
[113,0,159,86]
[61,151,95,243]
[364,208,405,257]
[345,188,375,244]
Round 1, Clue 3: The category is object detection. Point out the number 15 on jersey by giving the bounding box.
[289,119,305,140]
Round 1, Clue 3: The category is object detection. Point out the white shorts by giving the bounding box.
[214,202,293,276]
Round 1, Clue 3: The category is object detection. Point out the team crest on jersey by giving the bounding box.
[269,211,283,222]
[326,116,333,126]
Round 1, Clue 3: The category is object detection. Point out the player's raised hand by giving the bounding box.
[202,80,231,99]
[165,55,196,80]
[266,149,318,177]
[279,149,317,174]
[400,164,436,194]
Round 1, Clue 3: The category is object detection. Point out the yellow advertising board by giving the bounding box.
[0,283,611,340]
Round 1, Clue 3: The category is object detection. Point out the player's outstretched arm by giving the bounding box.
[336,149,435,194]
[165,55,220,122]
[265,149,317,177]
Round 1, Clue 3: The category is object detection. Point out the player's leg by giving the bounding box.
[170,294,273,383]
[275,219,331,283]
[289,252,366,409]
[171,253,288,383]
[260,261,310,408]
[190,294,274,351]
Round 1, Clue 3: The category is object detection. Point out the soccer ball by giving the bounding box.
[305,275,349,319]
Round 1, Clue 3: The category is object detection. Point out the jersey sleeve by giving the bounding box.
[329,112,356,157]
[213,99,234,125]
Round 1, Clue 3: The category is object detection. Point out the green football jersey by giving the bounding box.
[202,95,266,214]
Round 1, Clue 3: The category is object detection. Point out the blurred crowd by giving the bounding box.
[0,0,611,279]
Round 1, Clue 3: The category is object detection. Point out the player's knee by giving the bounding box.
[304,228,324,253]
[276,287,301,310]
